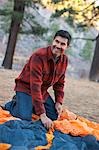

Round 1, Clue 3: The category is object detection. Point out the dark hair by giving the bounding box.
[53,30,71,46]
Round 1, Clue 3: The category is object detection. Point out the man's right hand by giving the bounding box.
[40,113,53,129]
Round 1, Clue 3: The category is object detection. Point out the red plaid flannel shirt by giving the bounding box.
[14,46,68,115]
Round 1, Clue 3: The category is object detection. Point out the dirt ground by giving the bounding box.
[0,68,99,123]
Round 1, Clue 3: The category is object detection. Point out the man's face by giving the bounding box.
[52,36,69,57]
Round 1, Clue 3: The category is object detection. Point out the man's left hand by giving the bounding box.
[55,102,62,118]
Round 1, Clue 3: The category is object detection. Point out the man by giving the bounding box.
[5,30,71,129]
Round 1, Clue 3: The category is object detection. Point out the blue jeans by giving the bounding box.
[5,92,58,121]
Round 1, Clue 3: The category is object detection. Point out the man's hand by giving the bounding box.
[40,113,53,129]
[55,102,62,118]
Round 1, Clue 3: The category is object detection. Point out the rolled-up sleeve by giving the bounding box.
[30,54,46,115]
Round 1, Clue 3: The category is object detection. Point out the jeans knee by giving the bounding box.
[18,112,32,121]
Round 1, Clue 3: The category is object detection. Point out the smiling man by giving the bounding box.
[5,30,71,129]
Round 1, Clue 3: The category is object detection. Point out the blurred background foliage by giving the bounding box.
[0,0,98,34]
[0,0,98,79]
[42,0,99,29]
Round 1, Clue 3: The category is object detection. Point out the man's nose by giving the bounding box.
[56,42,61,48]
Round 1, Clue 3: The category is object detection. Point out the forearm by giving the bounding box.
[53,74,65,104]
[54,87,64,104]
[30,55,45,115]
[33,100,46,115]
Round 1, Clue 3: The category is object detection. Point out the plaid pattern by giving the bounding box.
[14,46,68,115]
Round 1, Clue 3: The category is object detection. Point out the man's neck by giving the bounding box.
[54,55,60,63]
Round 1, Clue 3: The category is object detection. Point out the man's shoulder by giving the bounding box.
[29,46,50,61]
[34,46,49,57]
[63,54,68,62]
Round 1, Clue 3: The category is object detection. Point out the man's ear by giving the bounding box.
[67,44,71,48]
[66,45,69,49]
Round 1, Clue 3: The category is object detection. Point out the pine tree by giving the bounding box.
[0,0,48,69]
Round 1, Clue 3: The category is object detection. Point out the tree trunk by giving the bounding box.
[2,0,25,69]
[89,34,99,81]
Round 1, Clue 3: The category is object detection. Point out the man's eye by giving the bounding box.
[61,43,65,46]
[55,40,59,43]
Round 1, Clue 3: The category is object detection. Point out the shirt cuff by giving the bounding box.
[33,100,46,115]
[55,98,63,105]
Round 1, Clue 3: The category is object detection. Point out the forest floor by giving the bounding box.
[0,68,99,123]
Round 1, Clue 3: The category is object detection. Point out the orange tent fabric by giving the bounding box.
[0,143,11,150]
[54,109,99,140]
[35,127,54,150]
[0,107,99,140]
[0,107,20,124]
[35,109,99,150]
[0,106,99,150]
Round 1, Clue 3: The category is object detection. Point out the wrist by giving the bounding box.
[40,113,47,118]
[56,102,62,105]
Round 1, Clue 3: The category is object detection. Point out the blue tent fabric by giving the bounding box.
[0,120,47,149]
[51,131,99,150]
[0,120,99,150]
